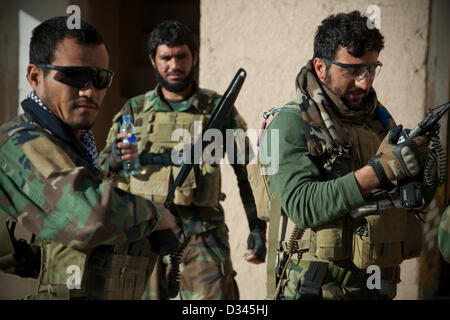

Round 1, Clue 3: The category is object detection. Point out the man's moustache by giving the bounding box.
[347,88,365,95]
[74,100,99,109]
[167,71,185,77]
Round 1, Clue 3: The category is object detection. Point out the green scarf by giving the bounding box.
[295,60,395,171]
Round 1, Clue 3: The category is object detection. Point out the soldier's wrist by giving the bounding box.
[368,153,389,185]
[249,219,266,233]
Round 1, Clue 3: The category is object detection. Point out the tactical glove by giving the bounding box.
[108,137,123,171]
[247,228,267,262]
[368,125,429,185]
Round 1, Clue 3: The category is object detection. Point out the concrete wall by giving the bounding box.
[200,0,431,300]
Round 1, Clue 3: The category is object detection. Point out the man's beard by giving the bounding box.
[68,119,95,130]
[66,102,99,130]
[154,67,194,93]
[324,73,368,110]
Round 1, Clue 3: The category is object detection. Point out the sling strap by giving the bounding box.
[266,195,282,299]
[299,261,328,299]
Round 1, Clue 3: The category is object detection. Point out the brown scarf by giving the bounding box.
[295,60,395,171]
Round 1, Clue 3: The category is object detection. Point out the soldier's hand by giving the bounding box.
[154,203,176,230]
[149,203,180,255]
[246,228,266,264]
[368,125,429,185]
[109,132,141,171]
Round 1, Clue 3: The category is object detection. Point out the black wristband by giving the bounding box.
[367,153,389,185]
[249,218,266,232]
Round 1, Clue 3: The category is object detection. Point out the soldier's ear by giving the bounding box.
[193,52,198,66]
[313,58,326,82]
[149,54,156,68]
[27,64,42,90]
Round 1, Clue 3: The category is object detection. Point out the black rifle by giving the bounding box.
[351,101,450,219]
[148,68,247,298]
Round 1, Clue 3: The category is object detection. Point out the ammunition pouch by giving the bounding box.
[351,208,422,269]
[35,238,155,300]
[83,243,154,300]
[307,207,423,269]
[128,110,223,207]
[309,217,353,262]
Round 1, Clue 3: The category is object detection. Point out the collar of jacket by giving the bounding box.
[143,82,202,113]
[21,97,87,161]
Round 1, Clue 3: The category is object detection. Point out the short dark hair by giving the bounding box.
[313,11,384,63]
[147,20,198,59]
[29,16,108,65]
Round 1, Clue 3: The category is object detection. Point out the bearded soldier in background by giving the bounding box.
[100,20,266,300]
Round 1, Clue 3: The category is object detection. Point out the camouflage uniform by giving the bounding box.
[0,96,164,299]
[439,205,450,263]
[99,83,261,300]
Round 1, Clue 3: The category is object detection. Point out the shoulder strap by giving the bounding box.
[265,194,282,299]
[262,104,302,299]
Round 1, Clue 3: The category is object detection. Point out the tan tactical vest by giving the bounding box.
[124,96,222,208]
[309,120,423,268]
[250,114,423,273]
[0,121,155,300]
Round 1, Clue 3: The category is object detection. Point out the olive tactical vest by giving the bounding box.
[0,118,154,300]
[251,108,423,271]
[309,120,423,268]
[123,90,222,208]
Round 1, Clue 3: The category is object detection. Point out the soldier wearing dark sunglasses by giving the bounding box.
[34,64,114,91]
[0,16,175,300]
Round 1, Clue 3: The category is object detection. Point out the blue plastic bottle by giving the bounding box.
[120,115,141,175]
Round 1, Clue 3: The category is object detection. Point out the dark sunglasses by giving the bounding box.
[320,58,382,80]
[36,64,114,90]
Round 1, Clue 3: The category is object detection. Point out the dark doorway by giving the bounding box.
[75,0,200,151]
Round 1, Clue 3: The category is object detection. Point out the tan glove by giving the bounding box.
[368,125,429,185]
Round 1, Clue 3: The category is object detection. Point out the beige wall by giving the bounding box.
[200,0,431,299]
